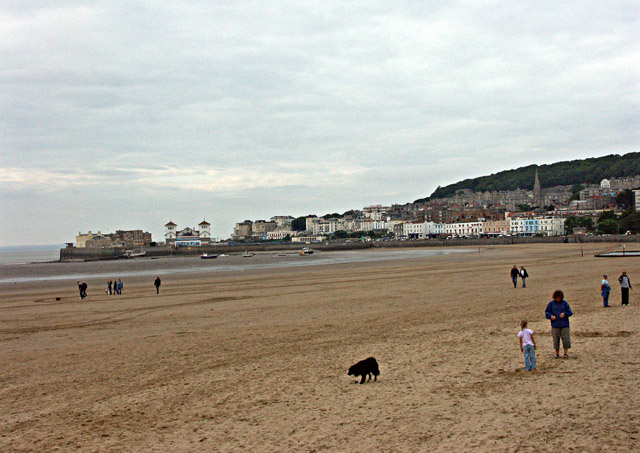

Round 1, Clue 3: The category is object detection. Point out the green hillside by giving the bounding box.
[426,152,640,200]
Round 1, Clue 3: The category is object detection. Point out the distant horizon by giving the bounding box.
[3,151,640,247]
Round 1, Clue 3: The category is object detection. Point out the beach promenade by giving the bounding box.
[1,244,638,451]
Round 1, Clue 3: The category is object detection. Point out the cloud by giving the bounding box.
[0,1,639,245]
[0,163,367,193]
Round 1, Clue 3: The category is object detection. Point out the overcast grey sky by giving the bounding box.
[1,1,639,246]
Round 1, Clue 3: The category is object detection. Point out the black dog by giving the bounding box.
[348,357,380,384]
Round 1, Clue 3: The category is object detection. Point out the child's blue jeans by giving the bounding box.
[523,344,536,370]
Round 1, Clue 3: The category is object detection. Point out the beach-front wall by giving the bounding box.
[58,235,640,261]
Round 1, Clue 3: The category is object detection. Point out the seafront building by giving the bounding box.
[233,218,290,240]
[165,220,212,246]
[76,231,105,248]
[76,229,152,248]
[225,172,640,240]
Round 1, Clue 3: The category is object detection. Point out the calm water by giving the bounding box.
[0,248,470,284]
[0,244,63,265]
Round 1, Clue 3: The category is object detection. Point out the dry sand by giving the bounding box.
[1,243,639,452]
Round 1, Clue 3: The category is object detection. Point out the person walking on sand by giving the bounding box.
[77,282,87,299]
[117,279,123,295]
[545,290,573,359]
[518,320,536,371]
[154,276,161,294]
[511,265,519,288]
[618,271,632,306]
[107,279,113,295]
[520,266,529,288]
[601,274,611,308]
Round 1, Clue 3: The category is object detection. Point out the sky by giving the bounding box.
[1,1,639,246]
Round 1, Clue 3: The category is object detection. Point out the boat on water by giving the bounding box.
[242,251,254,257]
[200,253,218,259]
[299,247,313,255]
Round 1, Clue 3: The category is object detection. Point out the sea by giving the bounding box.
[0,247,470,285]
[0,244,64,265]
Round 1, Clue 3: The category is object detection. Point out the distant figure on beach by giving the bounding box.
[520,266,529,288]
[601,275,611,308]
[154,276,161,294]
[618,271,632,306]
[510,265,519,288]
[518,320,536,371]
[107,279,113,295]
[77,281,87,299]
[117,279,123,295]
[545,290,573,359]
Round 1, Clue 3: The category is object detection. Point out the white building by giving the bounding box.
[404,221,427,238]
[425,222,446,236]
[266,230,294,240]
[446,221,483,236]
[538,217,565,236]
[601,179,611,189]
[634,189,640,211]
[165,220,211,246]
[370,220,388,231]
[355,218,375,232]
[292,236,324,243]
[363,205,390,221]
[510,218,525,235]
[310,218,344,235]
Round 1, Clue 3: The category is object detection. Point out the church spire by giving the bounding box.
[534,167,541,193]
[534,167,542,207]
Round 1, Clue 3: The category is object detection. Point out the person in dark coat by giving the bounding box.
[618,271,632,306]
[77,282,87,299]
[510,265,519,288]
[154,276,161,294]
[107,280,113,295]
[545,289,573,358]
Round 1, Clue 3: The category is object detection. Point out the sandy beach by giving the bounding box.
[1,243,639,452]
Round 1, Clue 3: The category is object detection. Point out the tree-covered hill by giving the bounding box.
[426,152,640,200]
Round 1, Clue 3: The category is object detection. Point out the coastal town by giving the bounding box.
[72,171,640,249]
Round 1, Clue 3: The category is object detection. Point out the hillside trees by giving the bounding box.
[428,153,640,199]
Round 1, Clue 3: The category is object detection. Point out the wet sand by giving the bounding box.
[1,244,639,451]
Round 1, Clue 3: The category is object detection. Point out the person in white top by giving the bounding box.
[518,320,536,371]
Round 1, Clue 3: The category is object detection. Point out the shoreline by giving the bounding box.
[0,248,471,286]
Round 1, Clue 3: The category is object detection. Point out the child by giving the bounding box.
[601,274,611,308]
[518,320,536,371]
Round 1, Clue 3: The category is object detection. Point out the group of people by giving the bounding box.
[518,289,573,371]
[510,265,529,288]
[600,271,633,307]
[76,277,162,299]
[517,268,635,371]
[107,279,124,296]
